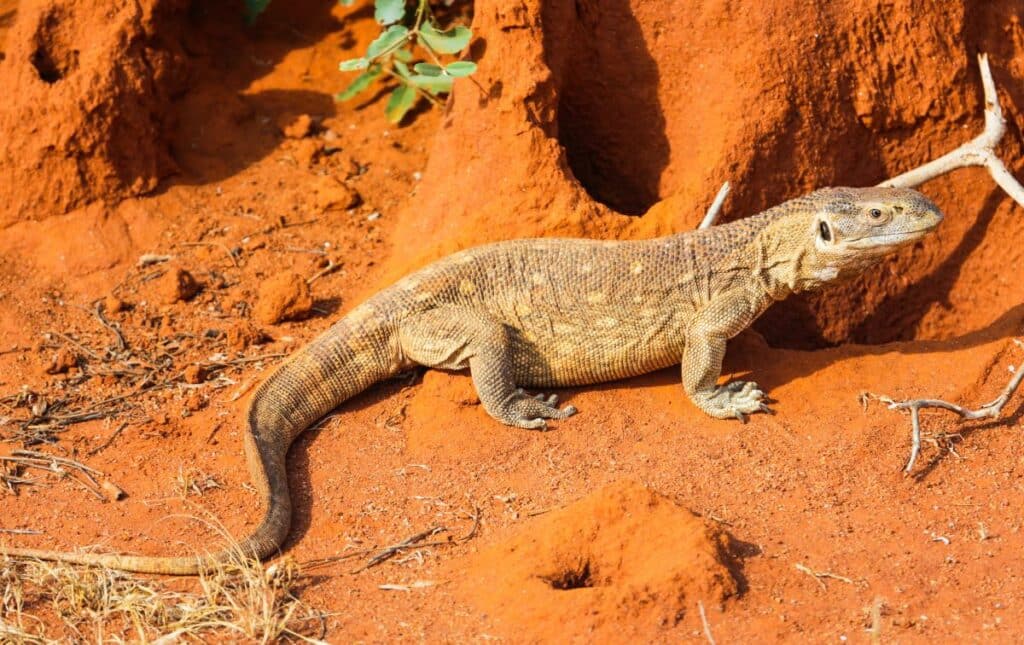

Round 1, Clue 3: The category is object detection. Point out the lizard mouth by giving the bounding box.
[845,226,936,249]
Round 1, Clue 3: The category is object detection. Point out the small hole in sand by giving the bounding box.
[543,561,594,590]
[30,45,75,83]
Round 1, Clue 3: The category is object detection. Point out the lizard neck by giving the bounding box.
[748,215,827,300]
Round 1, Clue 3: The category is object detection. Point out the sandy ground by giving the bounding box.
[2,0,1024,642]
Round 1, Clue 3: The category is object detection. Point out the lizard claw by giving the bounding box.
[499,389,577,429]
[534,393,559,406]
[694,380,772,420]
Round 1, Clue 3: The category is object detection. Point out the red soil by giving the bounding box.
[1,0,1024,641]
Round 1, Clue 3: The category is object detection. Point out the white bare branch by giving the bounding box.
[699,181,731,229]
[880,53,1024,208]
[881,342,1024,473]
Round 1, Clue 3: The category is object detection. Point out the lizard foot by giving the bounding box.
[501,389,578,430]
[695,381,772,422]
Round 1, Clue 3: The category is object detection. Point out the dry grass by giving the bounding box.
[0,544,326,643]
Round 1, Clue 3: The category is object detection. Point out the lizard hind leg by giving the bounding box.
[398,307,577,431]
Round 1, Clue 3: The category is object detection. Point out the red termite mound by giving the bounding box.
[0,0,188,227]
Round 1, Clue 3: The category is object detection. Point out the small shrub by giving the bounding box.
[338,0,478,123]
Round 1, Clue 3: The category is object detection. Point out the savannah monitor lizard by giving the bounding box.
[3,186,943,574]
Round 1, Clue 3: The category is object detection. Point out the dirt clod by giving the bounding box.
[183,391,206,412]
[183,364,206,384]
[226,320,268,351]
[294,138,325,166]
[254,272,314,324]
[155,268,200,304]
[45,346,78,374]
[313,175,360,211]
[278,113,314,139]
[103,294,126,313]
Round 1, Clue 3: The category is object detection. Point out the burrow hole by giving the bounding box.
[543,561,595,590]
[30,13,78,84]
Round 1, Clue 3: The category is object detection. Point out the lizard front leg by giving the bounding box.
[682,308,771,422]
[398,307,577,430]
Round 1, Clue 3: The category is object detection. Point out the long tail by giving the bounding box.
[1,313,396,575]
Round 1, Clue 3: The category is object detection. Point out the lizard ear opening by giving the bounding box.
[818,220,832,242]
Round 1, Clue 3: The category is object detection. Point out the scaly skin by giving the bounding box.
[3,186,943,574]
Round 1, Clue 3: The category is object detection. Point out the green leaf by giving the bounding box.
[393,47,414,63]
[394,60,412,78]
[444,61,477,77]
[419,22,472,54]
[374,0,405,25]
[339,0,355,5]
[385,85,417,124]
[408,73,453,94]
[339,57,369,71]
[366,25,409,59]
[336,65,382,101]
[243,0,272,23]
[413,62,443,76]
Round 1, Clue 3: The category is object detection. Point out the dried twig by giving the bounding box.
[307,260,341,285]
[0,451,108,500]
[304,506,481,573]
[351,525,447,573]
[92,303,127,352]
[867,596,884,644]
[697,600,717,645]
[795,562,855,590]
[46,331,99,361]
[377,580,435,592]
[137,253,172,268]
[87,422,129,457]
[881,53,1024,206]
[880,343,1024,473]
[699,181,731,229]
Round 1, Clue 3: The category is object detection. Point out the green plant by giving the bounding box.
[338,0,477,123]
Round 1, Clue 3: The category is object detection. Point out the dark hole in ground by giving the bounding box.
[31,45,65,83]
[543,561,595,590]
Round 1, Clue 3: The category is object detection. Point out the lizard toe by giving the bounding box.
[697,383,771,420]
[516,418,548,430]
[505,393,576,425]
[533,393,559,406]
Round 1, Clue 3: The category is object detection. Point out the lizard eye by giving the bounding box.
[818,220,832,242]
[870,208,883,218]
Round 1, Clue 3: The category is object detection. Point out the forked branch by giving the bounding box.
[879,342,1024,473]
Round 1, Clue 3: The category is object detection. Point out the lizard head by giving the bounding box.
[794,186,943,288]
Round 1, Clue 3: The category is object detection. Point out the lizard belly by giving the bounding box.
[509,315,684,387]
